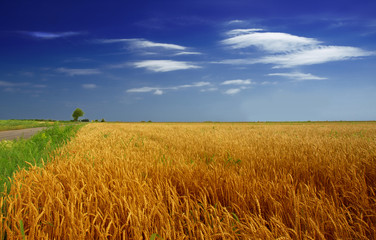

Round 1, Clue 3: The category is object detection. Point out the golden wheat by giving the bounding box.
[1,122,376,239]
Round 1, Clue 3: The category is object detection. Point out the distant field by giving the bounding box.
[0,120,57,131]
[1,122,376,239]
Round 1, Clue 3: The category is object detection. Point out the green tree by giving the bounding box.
[72,108,84,121]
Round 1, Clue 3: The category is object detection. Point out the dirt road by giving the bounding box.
[0,127,47,141]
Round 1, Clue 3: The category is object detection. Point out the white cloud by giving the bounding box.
[224,88,241,95]
[56,68,102,76]
[82,84,97,89]
[174,51,202,56]
[154,89,163,95]
[221,30,320,53]
[221,79,252,85]
[19,31,83,39]
[227,20,245,25]
[127,87,158,93]
[126,81,210,94]
[216,29,375,68]
[99,38,186,50]
[176,82,210,89]
[268,72,327,81]
[97,38,202,57]
[258,46,375,68]
[133,60,201,72]
[226,28,264,36]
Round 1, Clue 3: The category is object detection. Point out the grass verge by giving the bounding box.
[0,120,74,131]
[0,123,84,195]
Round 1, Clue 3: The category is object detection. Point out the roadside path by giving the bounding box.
[0,127,47,141]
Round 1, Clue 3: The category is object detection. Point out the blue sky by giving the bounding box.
[1,0,375,121]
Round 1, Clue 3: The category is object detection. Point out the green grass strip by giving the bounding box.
[0,123,84,195]
[0,120,73,131]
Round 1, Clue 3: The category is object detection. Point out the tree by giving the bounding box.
[72,108,84,121]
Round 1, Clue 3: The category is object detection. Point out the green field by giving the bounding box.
[0,123,83,194]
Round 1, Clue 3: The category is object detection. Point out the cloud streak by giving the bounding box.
[99,38,187,50]
[224,88,242,95]
[268,72,327,81]
[0,80,29,87]
[221,30,320,53]
[98,38,203,56]
[133,60,201,72]
[127,82,210,95]
[226,28,264,36]
[219,79,253,95]
[19,31,83,39]
[82,84,97,89]
[0,80,47,94]
[219,29,375,68]
[56,68,102,76]
[221,79,252,85]
[257,46,375,68]
[0,80,17,87]
[174,51,202,56]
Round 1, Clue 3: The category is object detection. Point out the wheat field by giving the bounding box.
[1,122,376,239]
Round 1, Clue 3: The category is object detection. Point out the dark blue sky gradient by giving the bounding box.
[1,0,375,121]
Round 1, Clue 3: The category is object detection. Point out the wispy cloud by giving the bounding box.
[224,88,242,95]
[19,31,83,39]
[133,60,201,72]
[212,59,251,65]
[218,29,375,68]
[220,79,252,95]
[0,80,16,87]
[97,38,202,56]
[56,68,102,76]
[127,81,210,95]
[0,80,29,87]
[126,79,256,96]
[154,89,164,95]
[0,80,47,94]
[174,51,202,56]
[226,28,264,36]
[127,87,157,93]
[98,38,186,50]
[268,72,327,81]
[221,30,320,53]
[221,79,252,85]
[227,20,246,25]
[258,46,374,68]
[82,84,97,89]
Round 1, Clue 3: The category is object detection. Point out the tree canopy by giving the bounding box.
[72,108,84,121]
